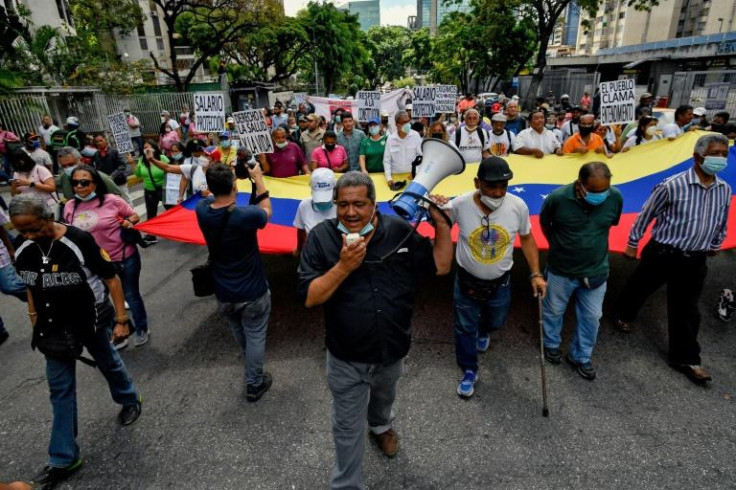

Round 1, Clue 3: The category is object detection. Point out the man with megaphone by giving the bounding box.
[297,171,453,490]
[439,156,547,398]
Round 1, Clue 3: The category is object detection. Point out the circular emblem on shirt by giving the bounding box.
[73,210,99,232]
[468,223,510,264]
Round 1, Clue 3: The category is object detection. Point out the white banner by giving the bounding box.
[356,91,381,122]
[193,92,226,132]
[107,112,134,153]
[232,109,274,155]
[308,89,409,132]
[435,85,457,113]
[599,79,636,125]
[412,86,437,118]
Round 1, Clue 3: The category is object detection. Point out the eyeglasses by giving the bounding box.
[71,179,92,187]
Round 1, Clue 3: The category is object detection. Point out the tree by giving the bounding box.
[428,12,476,93]
[149,0,282,91]
[363,26,413,88]
[297,2,368,95]
[0,6,28,94]
[68,0,144,55]
[404,28,432,74]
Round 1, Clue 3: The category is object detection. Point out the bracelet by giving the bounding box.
[253,191,270,204]
[529,272,544,280]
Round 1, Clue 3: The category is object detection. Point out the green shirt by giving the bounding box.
[135,155,168,191]
[360,135,387,173]
[540,183,623,279]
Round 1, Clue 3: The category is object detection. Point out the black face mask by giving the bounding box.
[325,143,336,151]
[381,119,388,125]
[431,132,443,139]
[579,125,594,136]
[43,124,50,129]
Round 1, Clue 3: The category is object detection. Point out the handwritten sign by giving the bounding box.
[356,91,381,122]
[599,79,635,125]
[412,86,437,118]
[435,85,457,113]
[232,110,274,155]
[193,92,226,132]
[107,112,134,153]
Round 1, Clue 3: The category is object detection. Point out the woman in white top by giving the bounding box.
[148,139,213,203]
[622,116,659,152]
[9,150,57,208]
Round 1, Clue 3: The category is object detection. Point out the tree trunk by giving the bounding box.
[524,24,554,111]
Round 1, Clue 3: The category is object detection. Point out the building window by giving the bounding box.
[152,14,163,37]
[618,12,625,19]
[139,37,148,50]
[157,38,164,52]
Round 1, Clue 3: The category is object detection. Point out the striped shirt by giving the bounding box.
[628,167,731,251]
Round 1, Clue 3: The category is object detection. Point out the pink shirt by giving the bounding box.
[63,194,136,262]
[13,164,57,207]
[310,144,347,171]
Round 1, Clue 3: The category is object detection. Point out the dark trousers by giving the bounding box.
[615,241,707,366]
[143,188,163,220]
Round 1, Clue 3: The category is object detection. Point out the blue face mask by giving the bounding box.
[369,125,380,136]
[31,140,41,149]
[75,192,97,202]
[401,123,411,134]
[335,115,342,123]
[64,166,76,176]
[221,140,231,149]
[701,156,728,175]
[337,206,376,236]
[171,153,183,161]
[584,189,610,206]
[313,201,334,213]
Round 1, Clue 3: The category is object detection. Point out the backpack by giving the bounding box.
[455,126,486,148]
[49,129,73,149]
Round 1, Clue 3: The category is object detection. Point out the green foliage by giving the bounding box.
[363,25,413,87]
[403,28,432,73]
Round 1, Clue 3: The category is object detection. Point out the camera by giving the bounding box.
[234,153,256,180]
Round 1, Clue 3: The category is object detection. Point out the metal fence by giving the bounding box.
[94,92,196,137]
[669,70,736,120]
[0,95,52,136]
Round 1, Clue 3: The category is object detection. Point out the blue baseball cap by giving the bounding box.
[367,118,380,125]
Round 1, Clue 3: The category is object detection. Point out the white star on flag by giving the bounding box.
[540,194,548,199]
[512,186,525,193]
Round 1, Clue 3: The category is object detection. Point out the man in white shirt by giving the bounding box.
[293,168,337,254]
[453,109,491,163]
[37,115,59,149]
[487,114,517,157]
[515,110,564,158]
[662,105,694,140]
[125,108,143,155]
[383,111,422,188]
[442,156,546,398]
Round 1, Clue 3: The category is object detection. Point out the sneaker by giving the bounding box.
[565,353,596,381]
[32,459,83,487]
[246,372,272,402]
[133,331,149,347]
[716,289,735,321]
[544,347,562,364]
[369,428,399,458]
[0,330,8,346]
[477,335,490,352]
[142,234,159,244]
[119,395,142,426]
[113,337,128,351]
[457,370,478,398]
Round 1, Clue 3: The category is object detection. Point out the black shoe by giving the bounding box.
[565,353,596,380]
[119,395,142,426]
[0,330,8,346]
[246,372,272,402]
[142,234,159,244]
[32,459,83,488]
[544,347,561,364]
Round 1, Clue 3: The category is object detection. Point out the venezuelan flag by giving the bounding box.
[136,132,736,254]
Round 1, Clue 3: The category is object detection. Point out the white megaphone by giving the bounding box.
[391,139,466,221]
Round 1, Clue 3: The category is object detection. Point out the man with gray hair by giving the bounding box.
[298,171,453,489]
[382,111,422,189]
[615,134,731,385]
[56,147,128,204]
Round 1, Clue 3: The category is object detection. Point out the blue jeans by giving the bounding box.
[113,252,148,335]
[454,273,511,372]
[45,301,139,467]
[219,290,270,386]
[543,270,607,364]
[0,263,28,335]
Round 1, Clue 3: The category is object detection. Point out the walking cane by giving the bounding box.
[538,292,549,417]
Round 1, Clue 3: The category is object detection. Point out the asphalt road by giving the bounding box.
[1,232,735,489]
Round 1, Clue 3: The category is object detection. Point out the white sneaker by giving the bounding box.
[113,338,128,350]
[134,331,149,347]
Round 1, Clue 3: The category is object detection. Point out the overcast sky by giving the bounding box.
[283,0,416,27]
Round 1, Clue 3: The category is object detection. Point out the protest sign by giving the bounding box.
[356,91,381,122]
[165,174,182,206]
[193,92,226,132]
[435,85,457,113]
[599,79,636,125]
[232,109,274,155]
[412,86,437,117]
[107,112,134,153]
[294,92,308,105]
[705,83,730,111]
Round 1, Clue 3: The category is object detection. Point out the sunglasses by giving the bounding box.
[71,179,93,187]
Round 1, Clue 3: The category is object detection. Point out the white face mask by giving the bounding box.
[480,194,504,211]
[645,126,657,136]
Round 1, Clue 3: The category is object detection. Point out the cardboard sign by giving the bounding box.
[193,92,226,132]
[232,110,274,155]
[599,79,636,125]
[107,112,134,153]
[412,86,437,118]
[435,85,457,113]
[356,91,381,122]
[705,83,730,111]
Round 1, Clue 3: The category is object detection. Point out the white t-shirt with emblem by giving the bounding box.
[487,130,517,157]
[456,126,491,163]
[448,191,531,280]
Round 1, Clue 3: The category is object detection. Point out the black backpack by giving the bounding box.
[455,126,486,147]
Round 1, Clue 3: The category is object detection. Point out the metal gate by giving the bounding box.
[95,92,196,138]
[0,95,52,136]
[668,70,736,119]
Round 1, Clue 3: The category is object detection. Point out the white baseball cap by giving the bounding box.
[311,168,336,203]
[693,107,707,116]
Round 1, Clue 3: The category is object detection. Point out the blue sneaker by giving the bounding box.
[477,335,490,352]
[457,370,478,398]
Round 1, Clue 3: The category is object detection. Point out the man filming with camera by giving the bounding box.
[195,161,273,402]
